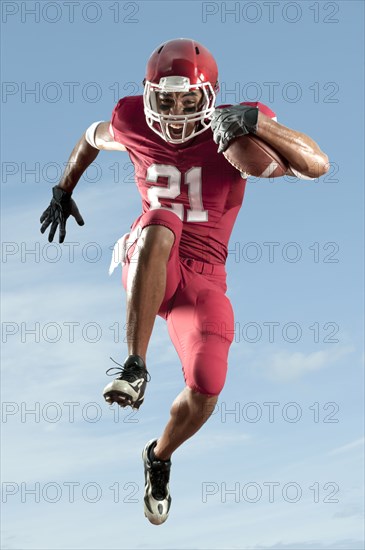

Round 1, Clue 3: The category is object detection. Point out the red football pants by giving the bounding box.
[121,209,235,396]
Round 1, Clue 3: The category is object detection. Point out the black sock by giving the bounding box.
[149,442,169,463]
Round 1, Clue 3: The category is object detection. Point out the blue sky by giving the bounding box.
[1,1,364,549]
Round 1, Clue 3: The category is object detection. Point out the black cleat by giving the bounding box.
[142,439,172,525]
[103,355,150,409]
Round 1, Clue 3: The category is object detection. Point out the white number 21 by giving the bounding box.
[146,164,208,222]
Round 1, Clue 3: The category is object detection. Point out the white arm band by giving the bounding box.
[85,120,104,149]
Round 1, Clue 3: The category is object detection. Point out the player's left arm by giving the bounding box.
[256,112,329,178]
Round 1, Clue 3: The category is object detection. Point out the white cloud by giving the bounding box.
[259,346,354,381]
[250,540,365,550]
[179,431,252,458]
[329,438,365,456]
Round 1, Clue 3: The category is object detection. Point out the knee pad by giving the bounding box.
[187,288,235,396]
[188,339,229,395]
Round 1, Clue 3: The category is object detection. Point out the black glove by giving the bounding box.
[211,104,259,153]
[40,185,84,243]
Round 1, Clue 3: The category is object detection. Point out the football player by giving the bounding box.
[40,38,329,525]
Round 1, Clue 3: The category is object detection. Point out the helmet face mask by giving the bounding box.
[143,39,219,145]
[143,77,217,144]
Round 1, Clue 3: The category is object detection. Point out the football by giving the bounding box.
[223,134,289,178]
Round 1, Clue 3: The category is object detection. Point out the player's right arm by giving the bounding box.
[40,121,126,243]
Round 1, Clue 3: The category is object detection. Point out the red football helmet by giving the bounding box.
[143,38,219,144]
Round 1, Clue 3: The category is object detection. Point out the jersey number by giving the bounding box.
[146,164,208,222]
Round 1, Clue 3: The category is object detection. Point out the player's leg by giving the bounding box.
[153,387,218,460]
[155,284,233,458]
[142,388,217,526]
[103,210,183,409]
[125,223,174,362]
[143,268,234,524]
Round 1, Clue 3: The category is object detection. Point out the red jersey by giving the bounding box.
[110,96,276,264]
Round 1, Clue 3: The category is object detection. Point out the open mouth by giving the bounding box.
[168,124,184,137]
